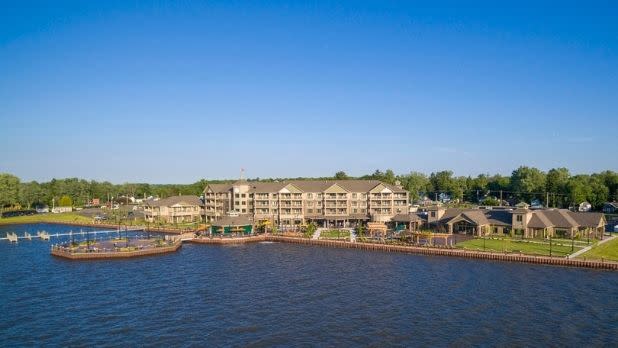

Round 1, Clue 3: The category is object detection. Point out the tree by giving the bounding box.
[429,171,455,193]
[334,171,349,180]
[511,166,546,203]
[566,177,589,206]
[58,195,73,207]
[546,168,570,207]
[400,172,430,201]
[482,197,501,206]
[0,173,20,210]
[383,169,396,185]
[19,181,43,209]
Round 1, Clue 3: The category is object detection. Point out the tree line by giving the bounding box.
[0,166,616,211]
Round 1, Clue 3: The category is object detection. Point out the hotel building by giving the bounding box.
[203,180,409,228]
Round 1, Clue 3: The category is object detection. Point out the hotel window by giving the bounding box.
[242,209,246,213]
[352,193,357,198]
[241,194,246,198]
[431,211,436,218]
[362,193,367,199]
[353,208,358,213]
[242,201,246,205]
[516,215,522,222]
[307,193,313,199]
[235,194,239,198]
[318,194,323,198]
[308,209,313,214]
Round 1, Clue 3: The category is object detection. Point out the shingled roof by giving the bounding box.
[144,195,202,207]
[205,179,407,194]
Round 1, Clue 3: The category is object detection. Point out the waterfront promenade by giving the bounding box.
[189,234,618,270]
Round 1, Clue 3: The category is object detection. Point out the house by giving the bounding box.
[427,205,606,239]
[204,179,409,229]
[603,202,618,214]
[530,198,544,209]
[143,195,202,224]
[578,201,592,212]
[52,206,72,213]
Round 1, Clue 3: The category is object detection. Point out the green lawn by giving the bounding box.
[320,229,350,239]
[456,238,582,257]
[0,212,93,225]
[577,237,618,262]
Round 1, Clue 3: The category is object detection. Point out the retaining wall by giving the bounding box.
[51,242,181,260]
[264,236,618,270]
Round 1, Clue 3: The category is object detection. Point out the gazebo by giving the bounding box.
[211,215,254,236]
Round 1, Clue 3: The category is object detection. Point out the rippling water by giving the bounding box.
[1,223,617,347]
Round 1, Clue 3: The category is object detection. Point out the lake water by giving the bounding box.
[1,223,617,347]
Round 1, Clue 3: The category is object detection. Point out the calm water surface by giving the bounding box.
[1,223,617,347]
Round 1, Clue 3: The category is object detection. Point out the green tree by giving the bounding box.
[0,173,20,211]
[546,168,570,207]
[511,166,546,203]
[19,181,43,209]
[400,172,430,201]
[58,195,73,207]
[334,171,349,180]
[383,169,396,184]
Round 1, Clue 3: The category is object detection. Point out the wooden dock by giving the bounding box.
[50,241,182,260]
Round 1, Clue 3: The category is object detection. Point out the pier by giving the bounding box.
[1,227,145,242]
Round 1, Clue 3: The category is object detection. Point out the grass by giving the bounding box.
[456,237,582,257]
[0,212,93,225]
[577,236,618,262]
[320,229,350,239]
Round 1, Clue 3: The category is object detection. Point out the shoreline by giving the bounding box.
[189,234,618,270]
[3,220,617,269]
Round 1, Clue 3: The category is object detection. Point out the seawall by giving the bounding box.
[51,242,182,260]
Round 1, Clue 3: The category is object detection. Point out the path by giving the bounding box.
[312,228,323,240]
[350,228,357,243]
[568,235,616,259]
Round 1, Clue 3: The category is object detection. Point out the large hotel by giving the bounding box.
[203,180,409,228]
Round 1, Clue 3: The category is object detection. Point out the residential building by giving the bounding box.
[143,195,202,224]
[427,203,606,239]
[203,180,409,228]
[603,202,618,214]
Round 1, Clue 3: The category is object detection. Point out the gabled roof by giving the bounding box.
[540,209,579,228]
[145,195,201,207]
[205,183,233,193]
[211,215,253,227]
[206,179,407,194]
[570,212,606,228]
[392,213,425,223]
[527,213,553,229]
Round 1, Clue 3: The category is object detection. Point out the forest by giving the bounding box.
[0,167,616,211]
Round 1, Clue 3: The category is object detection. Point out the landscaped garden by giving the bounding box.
[319,229,350,240]
[455,237,587,257]
[577,236,618,262]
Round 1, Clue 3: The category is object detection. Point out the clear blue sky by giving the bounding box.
[1,1,616,183]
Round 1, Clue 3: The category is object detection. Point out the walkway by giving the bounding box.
[312,228,323,240]
[568,235,617,259]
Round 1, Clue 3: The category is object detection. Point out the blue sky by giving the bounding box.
[1,1,616,183]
